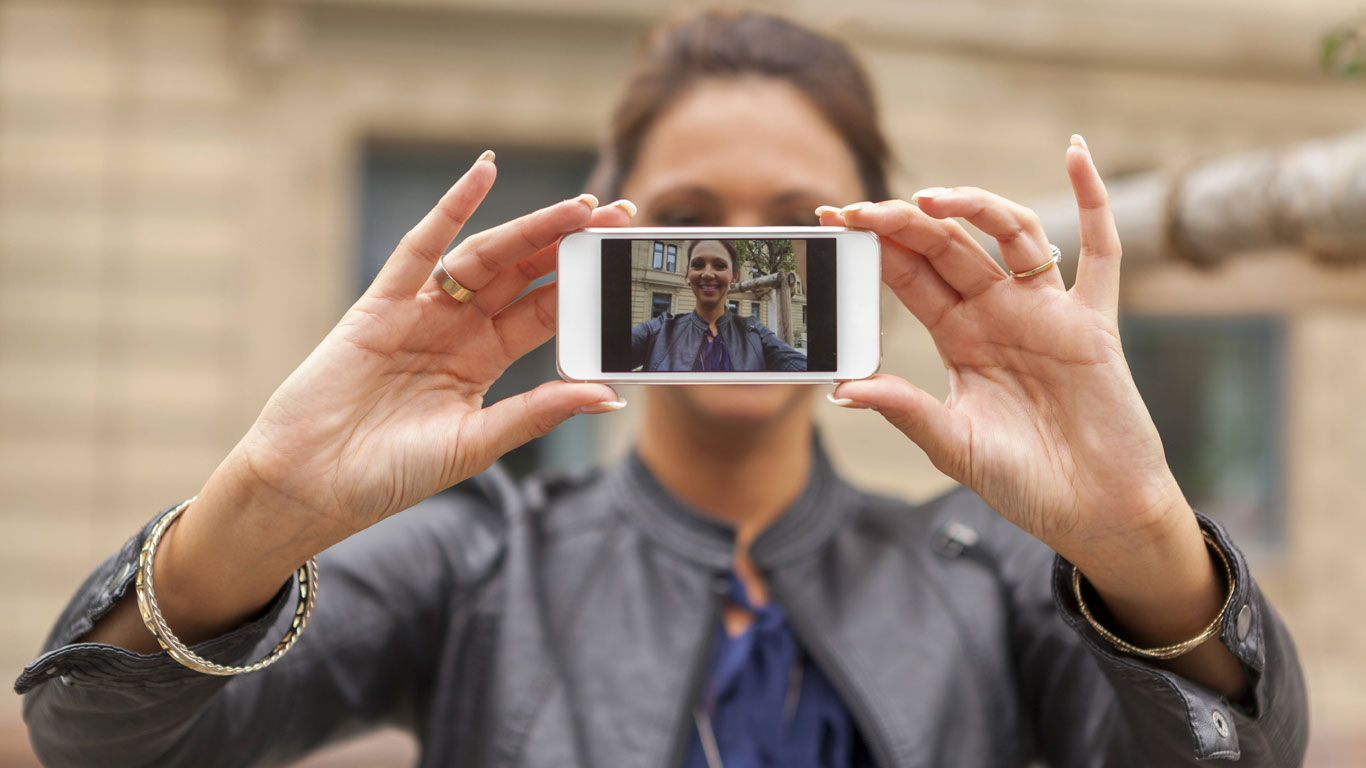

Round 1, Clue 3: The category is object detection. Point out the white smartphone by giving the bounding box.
[557,227,881,383]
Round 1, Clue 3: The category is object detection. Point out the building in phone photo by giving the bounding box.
[628,239,810,348]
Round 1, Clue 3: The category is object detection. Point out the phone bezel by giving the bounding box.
[557,226,881,384]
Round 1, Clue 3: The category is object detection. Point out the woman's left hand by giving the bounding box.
[821,140,1253,698]
[819,137,1194,587]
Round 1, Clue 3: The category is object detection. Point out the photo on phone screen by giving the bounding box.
[600,238,837,373]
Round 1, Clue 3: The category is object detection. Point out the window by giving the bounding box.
[1122,315,1285,553]
[751,302,761,322]
[360,142,597,478]
[801,305,807,324]
[651,293,672,318]
[666,244,677,272]
[728,301,739,314]
[652,242,665,270]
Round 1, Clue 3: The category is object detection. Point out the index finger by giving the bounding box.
[819,205,960,329]
[472,200,636,315]
[840,200,1006,298]
[427,193,599,300]
[911,187,1064,291]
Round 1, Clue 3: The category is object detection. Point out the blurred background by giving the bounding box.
[1,0,1363,765]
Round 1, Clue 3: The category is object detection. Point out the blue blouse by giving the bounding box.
[685,573,870,768]
[696,329,734,372]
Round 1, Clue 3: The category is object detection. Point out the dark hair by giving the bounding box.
[685,239,738,273]
[592,10,891,201]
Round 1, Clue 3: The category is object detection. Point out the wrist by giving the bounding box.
[1068,498,1229,648]
[147,452,333,643]
[215,444,349,554]
[1059,483,1194,589]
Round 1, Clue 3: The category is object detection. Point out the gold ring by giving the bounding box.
[1010,244,1062,279]
[433,258,476,302]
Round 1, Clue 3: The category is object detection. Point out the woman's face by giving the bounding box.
[686,241,733,310]
[620,76,865,424]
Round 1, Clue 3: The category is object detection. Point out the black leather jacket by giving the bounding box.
[16,446,1307,767]
[631,311,807,372]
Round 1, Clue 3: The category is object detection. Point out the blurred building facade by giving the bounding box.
[1,0,1364,765]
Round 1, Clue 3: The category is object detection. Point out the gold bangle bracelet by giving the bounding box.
[134,497,318,676]
[1071,529,1235,661]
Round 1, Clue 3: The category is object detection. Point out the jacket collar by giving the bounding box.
[684,310,735,335]
[608,435,852,572]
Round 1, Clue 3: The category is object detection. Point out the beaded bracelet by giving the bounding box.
[1071,529,1235,660]
[134,497,318,676]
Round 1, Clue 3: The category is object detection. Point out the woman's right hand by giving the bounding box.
[88,153,631,650]
[222,153,630,546]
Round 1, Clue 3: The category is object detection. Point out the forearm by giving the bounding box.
[23,598,294,768]
[16,514,301,768]
[17,482,493,767]
[83,449,333,652]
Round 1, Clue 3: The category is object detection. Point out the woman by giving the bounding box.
[18,10,1305,768]
[631,239,806,372]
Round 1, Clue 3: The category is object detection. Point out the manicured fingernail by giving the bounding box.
[577,399,627,415]
[572,193,599,211]
[826,391,877,409]
[477,149,496,164]
[608,199,637,217]
[814,205,842,218]
[839,202,872,215]
[911,187,951,205]
[1070,134,1088,150]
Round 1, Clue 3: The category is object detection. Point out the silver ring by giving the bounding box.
[1010,244,1062,279]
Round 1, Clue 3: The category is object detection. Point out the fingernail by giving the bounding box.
[1070,134,1088,150]
[572,193,599,211]
[477,149,496,164]
[577,399,627,415]
[814,205,842,218]
[838,202,872,215]
[911,187,951,205]
[608,199,637,217]
[826,391,877,410]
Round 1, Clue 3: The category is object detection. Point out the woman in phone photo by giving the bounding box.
[630,239,807,373]
[17,9,1306,768]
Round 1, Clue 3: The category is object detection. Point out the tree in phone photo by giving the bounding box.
[730,239,804,346]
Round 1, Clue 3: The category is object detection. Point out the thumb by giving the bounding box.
[459,381,626,476]
[831,374,964,476]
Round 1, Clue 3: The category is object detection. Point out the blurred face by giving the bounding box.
[620,77,865,423]
[686,240,733,310]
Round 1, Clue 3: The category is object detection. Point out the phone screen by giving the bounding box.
[600,237,837,373]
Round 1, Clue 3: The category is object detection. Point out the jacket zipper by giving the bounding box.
[664,577,725,768]
[767,577,900,768]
